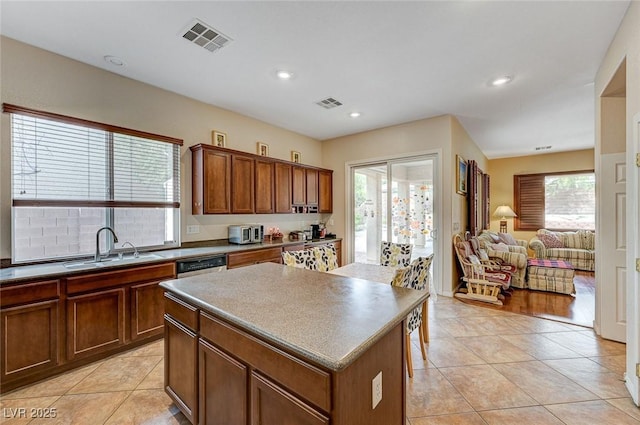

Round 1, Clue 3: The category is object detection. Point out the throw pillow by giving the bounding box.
[538,233,564,248]
[478,249,490,261]
[491,243,509,252]
[498,232,518,246]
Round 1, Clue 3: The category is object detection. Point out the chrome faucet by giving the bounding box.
[95,226,119,262]
[120,241,139,259]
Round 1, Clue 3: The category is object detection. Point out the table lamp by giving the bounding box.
[493,205,517,233]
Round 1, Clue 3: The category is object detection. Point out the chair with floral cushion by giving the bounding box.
[380,241,413,268]
[311,244,339,272]
[409,254,434,344]
[453,234,512,306]
[390,266,425,378]
[281,249,319,271]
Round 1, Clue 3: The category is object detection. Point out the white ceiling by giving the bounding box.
[0,1,630,159]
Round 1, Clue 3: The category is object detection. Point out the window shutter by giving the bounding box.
[514,174,545,230]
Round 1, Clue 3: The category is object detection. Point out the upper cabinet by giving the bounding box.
[190,144,332,215]
[319,170,333,213]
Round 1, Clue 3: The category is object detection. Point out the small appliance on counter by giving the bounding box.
[310,224,326,239]
[229,224,264,244]
[288,231,306,242]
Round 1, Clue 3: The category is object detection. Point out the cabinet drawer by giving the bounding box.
[200,312,331,412]
[165,292,199,331]
[227,248,283,269]
[1,280,60,308]
[66,262,175,294]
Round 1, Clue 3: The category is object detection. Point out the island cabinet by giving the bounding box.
[0,279,61,390]
[161,263,425,425]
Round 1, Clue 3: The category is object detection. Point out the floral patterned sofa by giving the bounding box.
[475,231,529,288]
[528,229,595,271]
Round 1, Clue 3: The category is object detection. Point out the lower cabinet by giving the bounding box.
[0,300,59,386]
[227,247,283,269]
[131,281,165,340]
[199,339,247,425]
[251,372,329,425]
[67,288,126,361]
[165,315,198,424]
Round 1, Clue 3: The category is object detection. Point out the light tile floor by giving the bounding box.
[1,297,638,424]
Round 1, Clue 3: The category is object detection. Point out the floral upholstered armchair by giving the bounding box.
[476,231,528,288]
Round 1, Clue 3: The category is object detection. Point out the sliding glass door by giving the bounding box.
[352,156,437,265]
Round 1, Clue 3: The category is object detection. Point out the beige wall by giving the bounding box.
[0,37,324,259]
[322,115,487,293]
[487,149,595,244]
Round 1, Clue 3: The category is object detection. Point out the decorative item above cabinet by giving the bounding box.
[190,144,333,215]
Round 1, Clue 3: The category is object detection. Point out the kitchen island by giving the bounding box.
[160,262,427,425]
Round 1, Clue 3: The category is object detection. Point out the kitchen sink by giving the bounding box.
[63,253,165,269]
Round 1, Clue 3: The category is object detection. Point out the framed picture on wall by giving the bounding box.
[211,130,227,147]
[257,142,269,156]
[291,151,301,163]
[456,155,468,195]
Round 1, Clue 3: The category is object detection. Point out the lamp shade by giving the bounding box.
[493,205,517,220]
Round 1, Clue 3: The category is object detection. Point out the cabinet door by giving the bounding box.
[232,154,255,214]
[199,339,247,425]
[165,315,198,424]
[227,247,283,269]
[306,169,319,207]
[318,170,333,213]
[255,159,275,214]
[66,288,126,361]
[292,166,306,206]
[130,281,164,341]
[1,300,58,384]
[275,163,292,213]
[203,149,231,214]
[251,372,329,425]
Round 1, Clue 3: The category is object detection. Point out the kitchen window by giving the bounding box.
[5,104,182,263]
[514,170,595,231]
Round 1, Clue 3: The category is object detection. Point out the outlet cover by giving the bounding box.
[186,225,200,234]
[372,371,382,409]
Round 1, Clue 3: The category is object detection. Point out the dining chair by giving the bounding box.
[311,245,339,272]
[281,249,319,271]
[379,241,413,268]
[409,255,434,344]
[390,266,425,378]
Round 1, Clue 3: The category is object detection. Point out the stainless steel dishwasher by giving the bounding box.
[176,254,227,277]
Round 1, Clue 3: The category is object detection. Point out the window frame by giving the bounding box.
[514,169,595,232]
[5,103,183,263]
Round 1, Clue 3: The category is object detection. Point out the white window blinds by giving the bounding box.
[7,104,182,208]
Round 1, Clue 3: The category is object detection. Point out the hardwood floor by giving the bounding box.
[458,271,595,328]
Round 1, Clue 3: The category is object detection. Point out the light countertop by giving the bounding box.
[160,262,427,371]
[0,238,341,285]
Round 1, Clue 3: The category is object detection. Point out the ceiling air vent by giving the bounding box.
[535,145,552,151]
[181,19,231,53]
[315,97,343,109]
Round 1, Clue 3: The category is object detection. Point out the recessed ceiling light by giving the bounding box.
[349,112,361,118]
[104,55,125,67]
[276,70,293,80]
[491,76,513,86]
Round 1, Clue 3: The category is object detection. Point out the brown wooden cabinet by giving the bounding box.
[199,339,247,425]
[318,170,333,213]
[67,287,126,361]
[191,144,332,215]
[0,262,175,393]
[275,162,292,213]
[255,159,275,214]
[306,169,319,207]
[251,372,329,425]
[231,154,255,214]
[292,166,307,206]
[165,314,198,424]
[192,146,231,214]
[227,247,283,269]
